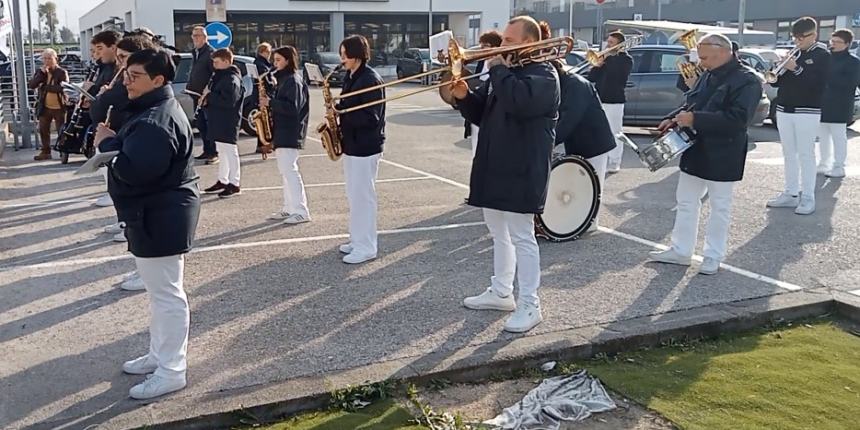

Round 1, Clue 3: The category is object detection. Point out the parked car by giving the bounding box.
[576,45,770,126]
[565,51,587,67]
[303,51,345,85]
[396,48,431,79]
[738,48,780,124]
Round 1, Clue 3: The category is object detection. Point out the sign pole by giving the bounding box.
[737,0,747,46]
[11,0,32,148]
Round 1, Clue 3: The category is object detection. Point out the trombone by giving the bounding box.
[330,36,575,114]
[584,35,644,66]
[764,47,801,83]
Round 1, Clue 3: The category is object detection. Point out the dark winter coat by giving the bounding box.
[820,50,860,124]
[555,68,616,159]
[204,65,244,144]
[587,52,633,104]
[90,82,131,130]
[336,63,386,157]
[89,61,117,96]
[28,66,68,116]
[187,43,215,94]
[270,68,309,149]
[772,42,830,114]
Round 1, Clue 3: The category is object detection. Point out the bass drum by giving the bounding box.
[535,155,601,242]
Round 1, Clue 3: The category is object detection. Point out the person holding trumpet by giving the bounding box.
[447,16,560,333]
[587,31,633,173]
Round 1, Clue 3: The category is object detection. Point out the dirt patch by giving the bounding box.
[415,378,676,429]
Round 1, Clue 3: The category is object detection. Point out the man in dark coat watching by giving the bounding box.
[94,48,200,400]
[448,15,560,333]
[188,25,217,163]
[648,33,762,276]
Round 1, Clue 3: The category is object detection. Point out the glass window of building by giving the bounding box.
[344,14,448,66]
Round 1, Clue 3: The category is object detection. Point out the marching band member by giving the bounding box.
[261,45,312,225]
[648,34,762,275]
[253,42,274,156]
[88,30,121,209]
[93,49,200,399]
[587,31,633,173]
[335,35,386,265]
[28,48,68,161]
[542,22,614,232]
[449,16,560,333]
[202,48,245,198]
[466,31,502,158]
[767,16,831,215]
[817,29,860,178]
[189,26,217,164]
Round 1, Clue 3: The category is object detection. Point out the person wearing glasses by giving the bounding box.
[93,49,200,400]
[767,17,831,215]
[648,34,762,275]
[817,29,860,179]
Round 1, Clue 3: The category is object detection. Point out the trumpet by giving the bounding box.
[764,47,801,84]
[584,35,643,66]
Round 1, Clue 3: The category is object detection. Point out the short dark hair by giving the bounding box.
[833,29,854,45]
[508,15,542,41]
[340,35,370,62]
[126,49,176,82]
[608,31,625,43]
[117,35,157,53]
[479,30,502,48]
[792,16,817,36]
[273,46,299,73]
[92,30,121,46]
[211,48,234,63]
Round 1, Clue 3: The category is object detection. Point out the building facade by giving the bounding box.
[79,0,509,64]
[522,0,860,45]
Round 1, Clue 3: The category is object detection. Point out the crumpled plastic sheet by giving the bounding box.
[483,370,617,430]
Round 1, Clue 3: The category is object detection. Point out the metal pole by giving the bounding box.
[569,0,574,37]
[12,0,33,148]
[27,0,35,71]
[737,0,747,46]
[597,4,603,44]
[657,0,662,21]
[428,0,432,44]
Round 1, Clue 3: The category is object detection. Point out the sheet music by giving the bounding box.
[74,151,119,176]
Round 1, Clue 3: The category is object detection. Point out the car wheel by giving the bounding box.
[241,99,259,137]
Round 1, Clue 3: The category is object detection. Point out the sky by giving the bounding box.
[14,0,103,34]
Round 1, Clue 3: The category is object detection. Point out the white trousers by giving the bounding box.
[483,208,541,306]
[216,142,240,186]
[817,122,848,170]
[275,148,310,217]
[135,254,188,380]
[670,172,736,261]
[777,112,819,197]
[470,124,480,159]
[586,152,608,224]
[602,103,625,168]
[344,154,381,256]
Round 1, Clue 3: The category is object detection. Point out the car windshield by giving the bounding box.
[318,53,341,64]
[757,51,779,67]
[418,50,430,60]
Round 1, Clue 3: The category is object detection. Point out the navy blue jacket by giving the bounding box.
[252,54,272,99]
[587,52,633,104]
[89,61,116,97]
[90,82,131,130]
[555,66,616,159]
[204,65,244,144]
[456,62,560,214]
[821,50,860,124]
[188,44,215,94]
[666,59,762,182]
[270,68,309,149]
[336,63,386,157]
[98,85,200,258]
[772,43,830,113]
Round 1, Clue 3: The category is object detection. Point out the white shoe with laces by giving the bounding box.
[129,374,186,400]
[766,192,799,208]
[122,354,158,375]
[338,243,353,254]
[343,252,376,264]
[463,288,516,311]
[283,213,311,225]
[503,302,543,333]
[648,248,692,266]
[699,257,720,275]
[825,167,845,178]
[794,196,816,215]
[104,222,126,234]
[121,273,146,291]
[94,194,113,207]
[113,232,127,242]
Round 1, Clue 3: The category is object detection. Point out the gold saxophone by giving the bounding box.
[252,69,275,160]
[316,67,344,161]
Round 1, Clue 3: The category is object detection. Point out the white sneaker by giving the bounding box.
[121,274,146,291]
[503,302,543,333]
[648,248,692,266]
[122,271,139,282]
[129,374,186,400]
[94,194,113,207]
[607,164,621,174]
[343,252,376,264]
[699,257,720,275]
[104,222,126,234]
[586,223,598,233]
[766,192,799,208]
[795,197,815,215]
[817,164,830,175]
[267,211,291,221]
[338,243,353,254]
[122,354,158,375]
[825,167,845,178]
[463,288,516,311]
[113,232,127,242]
[283,213,311,225]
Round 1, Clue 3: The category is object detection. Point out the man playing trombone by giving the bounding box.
[587,31,633,173]
[447,16,560,333]
[766,16,831,215]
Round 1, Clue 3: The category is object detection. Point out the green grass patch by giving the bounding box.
[580,320,860,430]
[257,398,425,430]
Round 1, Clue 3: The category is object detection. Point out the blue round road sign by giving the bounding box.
[205,22,232,49]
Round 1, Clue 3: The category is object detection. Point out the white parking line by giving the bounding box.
[0,198,98,209]
[0,221,486,272]
[242,176,432,192]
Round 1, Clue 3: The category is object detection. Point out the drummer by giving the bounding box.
[648,33,762,275]
[543,22,615,232]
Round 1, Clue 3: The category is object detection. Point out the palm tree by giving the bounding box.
[37,2,60,45]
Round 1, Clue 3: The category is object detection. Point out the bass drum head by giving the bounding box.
[536,155,601,242]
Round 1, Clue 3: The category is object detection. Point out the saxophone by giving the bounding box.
[252,68,275,160]
[316,66,343,161]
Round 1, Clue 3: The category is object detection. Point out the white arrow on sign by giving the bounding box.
[207,31,229,44]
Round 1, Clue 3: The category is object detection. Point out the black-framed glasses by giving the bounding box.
[124,69,149,83]
[793,32,815,40]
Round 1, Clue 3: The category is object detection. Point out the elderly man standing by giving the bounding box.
[28,49,68,161]
[188,26,217,164]
[648,33,763,275]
